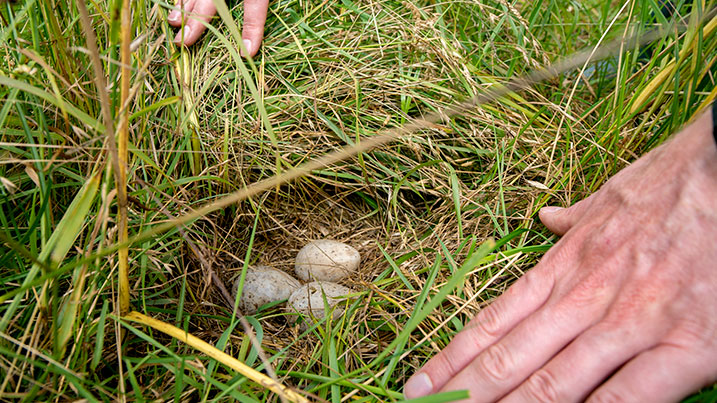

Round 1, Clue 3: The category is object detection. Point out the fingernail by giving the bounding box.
[241,39,252,57]
[168,10,180,23]
[174,26,192,44]
[404,372,433,398]
[541,206,563,214]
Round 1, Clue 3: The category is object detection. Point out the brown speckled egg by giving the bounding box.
[295,240,360,282]
[233,265,301,314]
[287,281,353,327]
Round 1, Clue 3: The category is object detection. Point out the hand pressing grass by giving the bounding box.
[406,109,717,402]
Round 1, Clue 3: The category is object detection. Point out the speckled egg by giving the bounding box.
[287,281,353,326]
[295,240,360,282]
[233,265,301,314]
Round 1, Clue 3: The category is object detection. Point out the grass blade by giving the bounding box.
[123,311,309,403]
[0,172,100,332]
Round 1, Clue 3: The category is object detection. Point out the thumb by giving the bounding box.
[539,197,593,236]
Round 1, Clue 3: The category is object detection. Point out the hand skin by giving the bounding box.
[167,0,268,56]
[405,109,717,402]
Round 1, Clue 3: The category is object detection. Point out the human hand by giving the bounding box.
[405,109,717,402]
[167,0,268,56]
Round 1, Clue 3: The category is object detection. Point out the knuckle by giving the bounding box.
[522,369,560,403]
[515,269,542,293]
[243,20,265,31]
[667,315,714,348]
[459,302,507,354]
[477,344,512,383]
[474,303,504,339]
[580,215,633,259]
[600,180,628,204]
[584,228,616,257]
[562,267,616,312]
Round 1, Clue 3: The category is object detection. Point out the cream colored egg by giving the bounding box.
[233,265,301,314]
[287,281,353,326]
[295,240,360,282]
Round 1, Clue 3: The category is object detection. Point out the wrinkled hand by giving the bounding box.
[167,0,268,56]
[405,110,717,402]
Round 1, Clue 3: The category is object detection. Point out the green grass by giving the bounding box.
[1,0,716,401]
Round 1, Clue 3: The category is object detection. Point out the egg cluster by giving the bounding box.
[233,240,360,328]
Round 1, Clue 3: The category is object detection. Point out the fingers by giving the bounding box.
[168,0,196,27]
[501,320,661,403]
[172,0,216,46]
[436,271,617,402]
[167,0,268,55]
[241,0,269,57]
[539,195,595,236]
[587,344,711,403]
[404,269,555,399]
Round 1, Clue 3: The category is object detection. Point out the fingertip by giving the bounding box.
[167,10,182,26]
[539,206,563,221]
[173,26,192,45]
[240,38,254,57]
[241,34,263,57]
[539,206,569,235]
[404,372,434,399]
[168,0,196,27]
